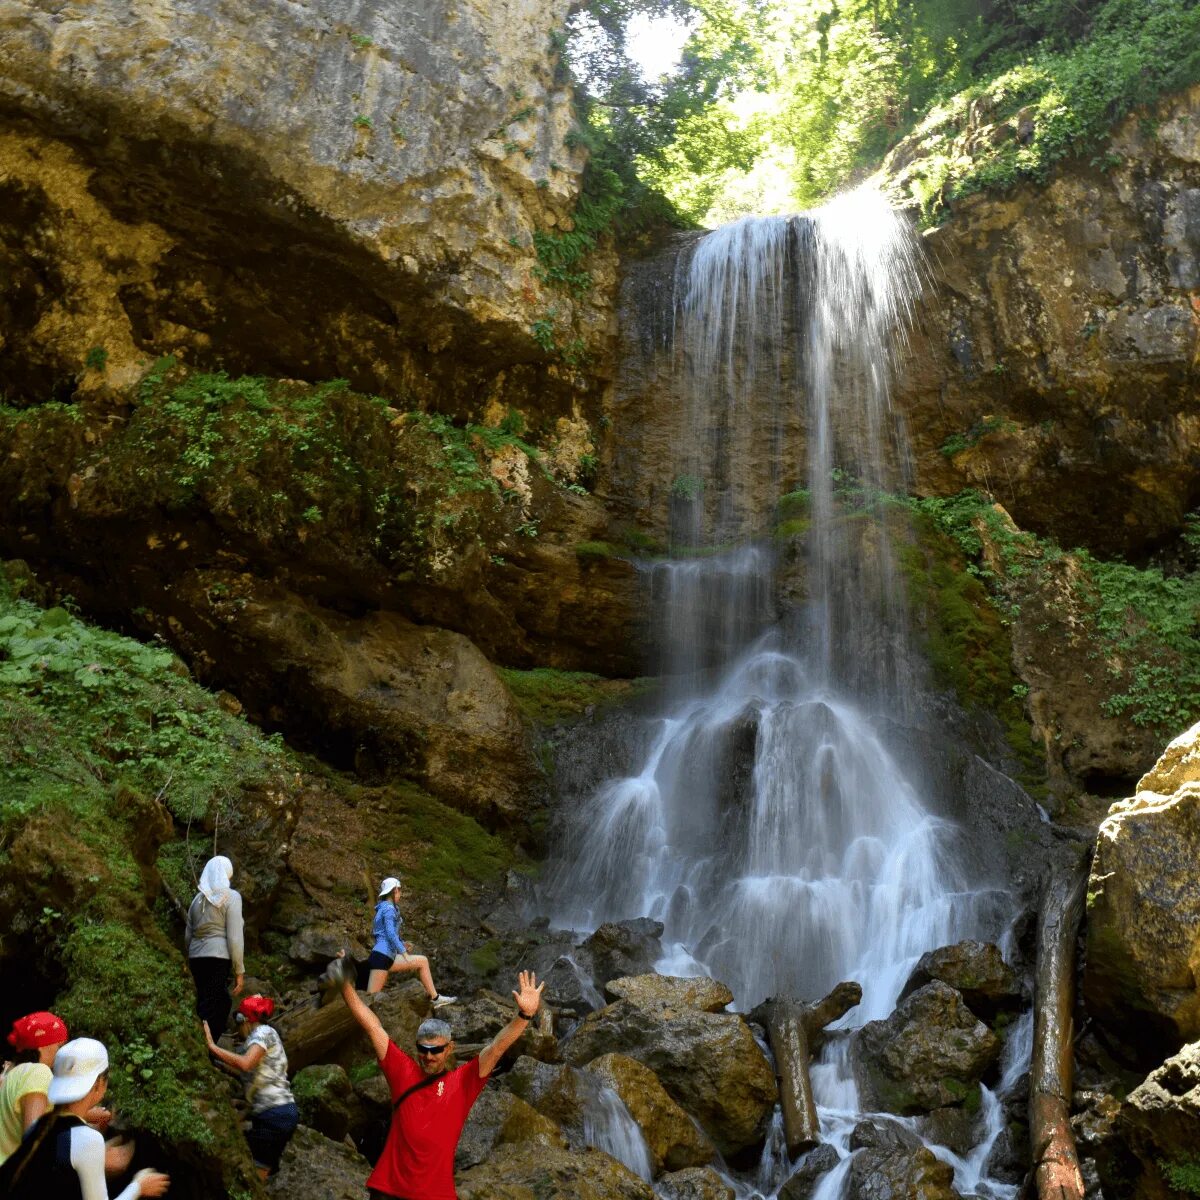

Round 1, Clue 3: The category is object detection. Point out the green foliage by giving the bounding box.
[353,114,374,130]
[1161,1156,1200,1196]
[770,0,1200,216]
[469,939,504,975]
[348,32,374,49]
[575,540,623,561]
[84,346,108,373]
[940,416,1017,458]
[497,666,654,725]
[670,473,705,500]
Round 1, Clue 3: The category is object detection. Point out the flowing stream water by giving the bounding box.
[549,189,1026,1197]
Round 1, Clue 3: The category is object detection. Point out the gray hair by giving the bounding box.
[416,1018,453,1042]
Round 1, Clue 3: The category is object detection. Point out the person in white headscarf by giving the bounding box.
[185,856,245,1037]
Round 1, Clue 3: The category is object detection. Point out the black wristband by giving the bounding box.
[517,1009,536,1020]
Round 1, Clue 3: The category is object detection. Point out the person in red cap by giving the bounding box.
[203,994,298,1178]
[0,1011,70,1164]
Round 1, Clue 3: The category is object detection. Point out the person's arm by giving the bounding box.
[339,978,390,1060]
[70,1124,169,1200]
[202,1022,265,1073]
[478,970,544,1078]
[225,891,245,993]
[20,1088,48,1131]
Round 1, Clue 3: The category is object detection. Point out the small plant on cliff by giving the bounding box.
[670,473,704,501]
[353,114,374,130]
[84,346,108,373]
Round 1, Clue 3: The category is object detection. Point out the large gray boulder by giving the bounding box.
[455,1088,568,1171]
[898,941,1020,1021]
[457,1142,656,1200]
[267,1124,373,1200]
[1084,720,1200,1059]
[845,1120,962,1200]
[564,999,776,1157]
[1097,1039,1200,1200]
[854,981,1000,1114]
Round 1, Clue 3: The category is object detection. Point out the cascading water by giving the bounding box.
[546,188,1023,1195]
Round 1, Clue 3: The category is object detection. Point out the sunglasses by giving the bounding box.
[415,1042,450,1056]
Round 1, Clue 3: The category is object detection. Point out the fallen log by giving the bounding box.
[277,992,377,1072]
[763,980,862,1158]
[1030,846,1089,1200]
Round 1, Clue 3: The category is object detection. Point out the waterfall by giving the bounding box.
[547,187,1019,1195]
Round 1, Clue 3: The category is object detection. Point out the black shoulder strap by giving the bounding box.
[392,1072,442,1111]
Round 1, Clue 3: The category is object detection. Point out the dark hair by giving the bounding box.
[11,1047,41,1065]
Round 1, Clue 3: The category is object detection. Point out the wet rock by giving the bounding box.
[582,919,665,986]
[655,1166,735,1200]
[563,999,777,1156]
[438,991,555,1065]
[585,1052,715,1172]
[899,941,1020,1021]
[920,1106,979,1156]
[287,922,367,968]
[854,982,1000,1114]
[291,1064,361,1144]
[456,1141,656,1200]
[502,1055,568,1110]
[846,1120,962,1200]
[523,939,608,1013]
[267,1124,373,1200]
[1097,1039,1200,1200]
[605,974,733,1015]
[778,1143,842,1200]
[456,1088,568,1171]
[1084,720,1200,1059]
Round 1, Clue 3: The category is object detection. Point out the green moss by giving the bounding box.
[574,540,623,562]
[376,780,513,898]
[497,666,654,726]
[774,517,811,541]
[1161,1156,1200,1196]
[469,939,503,975]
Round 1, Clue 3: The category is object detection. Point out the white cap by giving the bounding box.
[47,1037,109,1104]
[378,876,402,897]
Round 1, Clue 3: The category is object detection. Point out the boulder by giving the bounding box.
[292,1064,361,1144]
[581,920,665,986]
[778,1144,842,1200]
[563,1000,777,1157]
[853,982,1000,1114]
[437,990,554,1064]
[655,1166,735,1200]
[267,1124,373,1200]
[605,975,733,1016]
[288,922,367,968]
[1084,721,1200,1059]
[522,938,609,1013]
[846,1120,961,1200]
[584,1053,714,1172]
[920,1106,979,1157]
[1097,1039,1200,1200]
[899,941,1020,1021]
[456,1088,568,1171]
[456,1142,656,1200]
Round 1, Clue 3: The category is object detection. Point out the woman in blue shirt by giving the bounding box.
[367,876,456,1008]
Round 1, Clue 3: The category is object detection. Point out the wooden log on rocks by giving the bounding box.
[1030,847,1088,1200]
[765,981,862,1159]
[277,992,376,1072]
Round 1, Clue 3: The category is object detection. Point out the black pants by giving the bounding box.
[190,955,233,1035]
[247,1102,299,1173]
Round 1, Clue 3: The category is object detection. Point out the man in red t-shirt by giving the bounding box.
[332,965,544,1200]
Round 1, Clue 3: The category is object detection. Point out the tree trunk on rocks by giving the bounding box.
[764,982,862,1158]
[278,995,374,1073]
[1030,849,1088,1200]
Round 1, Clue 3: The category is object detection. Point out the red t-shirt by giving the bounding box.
[367,1041,488,1200]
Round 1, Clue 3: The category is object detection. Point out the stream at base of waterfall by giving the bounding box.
[543,189,1031,1199]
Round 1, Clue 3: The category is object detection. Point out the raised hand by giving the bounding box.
[512,969,544,1018]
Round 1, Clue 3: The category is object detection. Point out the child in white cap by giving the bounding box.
[0,1037,170,1198]
[366,875,456,1007]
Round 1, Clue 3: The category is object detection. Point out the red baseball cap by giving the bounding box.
[237,995,275,1022]
[7,1011,69,1052]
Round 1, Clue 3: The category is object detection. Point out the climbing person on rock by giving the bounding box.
[203,994,298,1179]
[185,854,245,1036]
[0,1037,169,1199]
[367,875,456,1008]
[1,1012,118,1167]
[328,958,543,1200]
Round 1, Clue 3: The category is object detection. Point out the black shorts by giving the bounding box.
[247,1102,299,1173]
[366,950,397,972]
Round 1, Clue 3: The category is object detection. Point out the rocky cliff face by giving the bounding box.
[895,85,1200,562]
[0,0,614,417]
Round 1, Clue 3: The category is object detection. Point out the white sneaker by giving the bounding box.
[431,994,457,1009]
